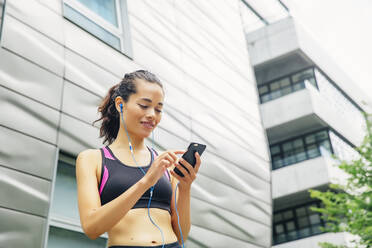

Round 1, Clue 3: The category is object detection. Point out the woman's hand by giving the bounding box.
[170,152,201,191]
[144,150,185,186]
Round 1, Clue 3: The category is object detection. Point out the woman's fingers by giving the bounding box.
[175,162,190,179]
[194,152,201,174]
[178,158,195,178]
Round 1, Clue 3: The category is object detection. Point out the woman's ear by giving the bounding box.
[114,97,124,113]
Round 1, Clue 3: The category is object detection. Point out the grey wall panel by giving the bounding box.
[63,18,139,77]
[196,152,270,203]
[0,207,46,248]
[192,173,271,225]
[2,14,64,76]
[0,86,59,144]
[0,126,57,179]
[6,0,64,44]
[190,197,270,247]
[188,224,261,248]
[0,48,63,109]
[0,166,50,217]
[37,0,62,15]
[64,49,121,97]
[57,113,103,156]
[62,80,102,125]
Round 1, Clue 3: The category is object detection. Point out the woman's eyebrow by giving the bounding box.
[140,98,163,106]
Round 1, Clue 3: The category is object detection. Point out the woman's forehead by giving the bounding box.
[134,80,164,102]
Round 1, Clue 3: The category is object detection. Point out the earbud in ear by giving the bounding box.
[119,103,123,112]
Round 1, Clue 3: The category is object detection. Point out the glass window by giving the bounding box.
[292,68,314,83]
[283,210,293,220]
[273,201,326,245]
[315,131,328,141]
[275,224,284,234]
[274,213,282,222]
[309,214,321,225]
[294,147,307,162]
[63,0,132,56]
[307,144,320,159]
[293,81,305,91]
[299,227,310,237]
[270,145,281,155]
[271,129,333,170]
[282,142,293,152]
[48,226,107,248]
[281,86,292,96]
[258,85,269,95]
[279,78,290,88]
[296,207,307,217]
[298,216,309,228]
[77,0,118,26]
[283,152,296,165]
[293,139,303,148]
[270,81,281,91]
[50,159,79,220]
[305,134,316,144]
[261,94,271,103]
[272,155,284,169]
[270,90,282,100]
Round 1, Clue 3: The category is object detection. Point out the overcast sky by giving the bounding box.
[282,0,372,110]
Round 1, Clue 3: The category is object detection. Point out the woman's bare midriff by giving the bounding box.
[106,208,178,247]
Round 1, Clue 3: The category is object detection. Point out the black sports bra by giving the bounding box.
[98,146,172,213]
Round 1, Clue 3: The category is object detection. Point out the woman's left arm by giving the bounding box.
[169,152,201,243]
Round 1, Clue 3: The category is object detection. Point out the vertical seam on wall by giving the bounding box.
[42,146,60,248]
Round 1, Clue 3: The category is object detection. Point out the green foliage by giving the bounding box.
[309,112,372,248]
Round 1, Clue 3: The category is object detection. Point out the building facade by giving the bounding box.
[246,17,368,248]
[0,0,280,247]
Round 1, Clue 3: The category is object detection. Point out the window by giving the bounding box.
[47,152,107,247]
[270,129,333,170]
[63,0,132,57]
[273,201,325,245]
[258,67,318,104]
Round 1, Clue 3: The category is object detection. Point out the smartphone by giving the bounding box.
[174,142,206,177]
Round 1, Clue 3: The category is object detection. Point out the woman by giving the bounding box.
[76,70,202,248]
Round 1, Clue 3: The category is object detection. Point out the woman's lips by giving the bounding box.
[141,122,154,129]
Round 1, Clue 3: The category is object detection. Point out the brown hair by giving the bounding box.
[93,70,163,145]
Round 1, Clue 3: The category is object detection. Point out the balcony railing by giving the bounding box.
[273,201,325,245]
[270,128,333,170]
[270,127,359,170]
[258,67,318,104]
[258,66,366,134]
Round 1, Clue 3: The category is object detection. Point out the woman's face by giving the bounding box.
[118,79,164,138]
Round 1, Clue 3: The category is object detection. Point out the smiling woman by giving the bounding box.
[75,70,202,248]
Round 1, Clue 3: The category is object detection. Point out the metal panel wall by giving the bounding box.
[0,0,272,247]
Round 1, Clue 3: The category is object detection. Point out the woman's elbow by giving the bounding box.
[82,222,100,240]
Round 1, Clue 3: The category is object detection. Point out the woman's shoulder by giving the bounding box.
[76,148,102,170]
[78,148,101,159]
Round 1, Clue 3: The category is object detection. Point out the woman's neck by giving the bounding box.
[110,125,146,152]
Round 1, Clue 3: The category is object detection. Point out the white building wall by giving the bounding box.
[0,0,272,247]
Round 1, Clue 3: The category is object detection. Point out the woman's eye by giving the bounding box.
[139,104,162,113]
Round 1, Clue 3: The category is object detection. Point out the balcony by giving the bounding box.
[270,128,359,199]
[273,199,356,247]
[259,67,366,148]
[274,232,354,248]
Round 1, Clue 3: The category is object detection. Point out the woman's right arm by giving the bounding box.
[76,149,152,240]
